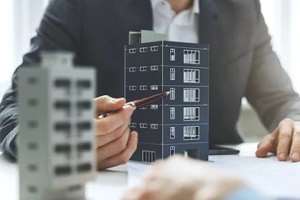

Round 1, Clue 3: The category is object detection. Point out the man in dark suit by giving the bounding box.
[1,0,300,170]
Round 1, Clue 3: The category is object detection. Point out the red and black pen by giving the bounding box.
[98,91,170,118]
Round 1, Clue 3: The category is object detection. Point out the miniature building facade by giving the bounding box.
[18,52,96,200]
[125,31,209,163]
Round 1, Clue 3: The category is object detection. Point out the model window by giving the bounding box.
[77,101,91,110]
[28,120,38,128]
[55,165,72,176]
[140,66,147,72]
[140,85,147,91]
[151,46,159,51]
[170,68,175,80]
[129,67,136,72]
[129,48,136,54]
[28,98,38,106]
[150,65,159,71]
[150,85,158,90]
[28,142,38,150]
[142,150,156,162]
[130,123,136,128]
[170,107,175,119]
[183,69,200,83]
[77,122,91,132]
[77,80,91,89]
[54,79,71,88]
[55,144,71,154]
[150,124,158,129]
[77,142,92,152]
[150,104,158,110]
[183,50,200,64]
[27,164,38,172]
[183,107,200,121]
[170,127,175,139]
[140,123,147,129]
[183,126,200,140]
[55,122,71,132]
[140,47,147,53]
[54,100,71,110]
[54,100,71,116]
[183,88,200,102]
[170,48,175,61]
[129,86,137,91]
[28,77,38,84]
[170,146,175,155]
[54,78,71,94]
[76,101,91,116]
[170,88,175,100]
[77,163,92,173]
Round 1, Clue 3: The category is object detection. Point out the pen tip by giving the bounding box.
[166,91,171,95]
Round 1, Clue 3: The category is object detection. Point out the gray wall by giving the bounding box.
[238,105,269,142]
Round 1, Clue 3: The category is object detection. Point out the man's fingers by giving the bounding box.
[276,119,294,161]
[95,105,133,135]
[255,134,276,158]
[94,95,126,116]
[96,122,130,147]
[290,122,300,162]
[97,127,131,161]
[97,131,138,170]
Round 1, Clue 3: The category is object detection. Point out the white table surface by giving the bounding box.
[1,143,300,200]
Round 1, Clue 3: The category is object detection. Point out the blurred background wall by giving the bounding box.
[0,0,299,142]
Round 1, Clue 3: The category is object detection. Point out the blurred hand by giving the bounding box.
[256,118,300,162]
[122,156,244,200]
[94,95,138,170]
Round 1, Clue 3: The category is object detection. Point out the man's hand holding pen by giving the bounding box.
[94,91,170,170]
[94,95,138,170]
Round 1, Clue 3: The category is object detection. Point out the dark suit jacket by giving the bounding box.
[1,0,300,159]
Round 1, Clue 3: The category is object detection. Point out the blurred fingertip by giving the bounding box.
[119,97,126,102]
[131,130,138,137]
[255,148,266,158]
[290,152,300,162]
[124,104,135,114]
[277,153,287,161]
[112,97,125,104]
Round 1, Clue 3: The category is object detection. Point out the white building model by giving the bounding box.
[18,52,96,200]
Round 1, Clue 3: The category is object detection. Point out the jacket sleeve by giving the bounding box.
[0,0,81,159]
[245,0,300,132]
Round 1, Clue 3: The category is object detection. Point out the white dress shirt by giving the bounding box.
[150,0,199,43]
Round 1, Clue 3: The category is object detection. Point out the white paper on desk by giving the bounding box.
[127,161,152,187]
[126,156,300,199]
[210,155,300,199]
[85,165,128,200]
